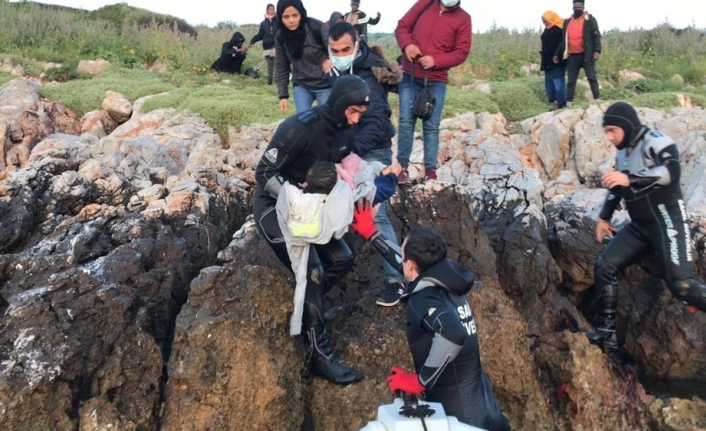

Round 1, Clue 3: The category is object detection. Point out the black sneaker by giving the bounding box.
[376,282,406,307]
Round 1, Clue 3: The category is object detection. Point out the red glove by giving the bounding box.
[387,366,425,395]
[350,199,377,241]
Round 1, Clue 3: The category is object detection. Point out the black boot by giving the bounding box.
[302,301,363,385]
[586,310,618,350]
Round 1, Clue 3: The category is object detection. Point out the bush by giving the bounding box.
[489,81,547,121]
[0,72,14,87]
[444,88,499,116]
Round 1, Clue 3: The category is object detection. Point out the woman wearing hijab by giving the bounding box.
[211,32,248,74]
[251,4,279,85]
[275,0,331,114]
[540,11,567,110]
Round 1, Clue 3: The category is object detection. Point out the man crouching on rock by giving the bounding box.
[349,204,511,430]
[252,75,371,385]
[588,101,706,349]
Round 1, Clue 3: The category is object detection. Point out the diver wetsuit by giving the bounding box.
[589,102,706,347]
[253,75,371,384]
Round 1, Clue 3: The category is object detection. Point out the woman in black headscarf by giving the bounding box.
[274,0,331,114]
[211,32,248,74]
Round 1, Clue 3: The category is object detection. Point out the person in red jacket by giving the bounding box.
[394,0,471,184]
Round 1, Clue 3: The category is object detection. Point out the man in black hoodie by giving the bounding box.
[587,102,706,349]
[349,206,511,430]
[211,32,247,74]
[253,75,371,385]
[327,22,407,307]
[250,3,279,84]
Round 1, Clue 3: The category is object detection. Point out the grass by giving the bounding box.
[2,2,706,138]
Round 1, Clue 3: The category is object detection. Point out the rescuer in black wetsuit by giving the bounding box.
[349,208,511,430]
[588,101,706,349]
[253,75,371,385]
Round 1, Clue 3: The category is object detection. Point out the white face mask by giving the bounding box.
[329,43,359,73]
[441,0,460,7]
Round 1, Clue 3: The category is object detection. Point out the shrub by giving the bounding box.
[489,81,547,121]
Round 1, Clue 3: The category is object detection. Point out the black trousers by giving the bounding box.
[566,54,599,102]
[594,216,706,313]
[252,188,354,306]
[265,56,275,84]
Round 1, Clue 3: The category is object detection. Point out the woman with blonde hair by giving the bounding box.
[540,11,567,110]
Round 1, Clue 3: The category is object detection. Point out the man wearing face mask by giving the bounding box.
[395,0,472,184]
[553,0,601,107]
[253,75,371,385]
[326,22,408,307]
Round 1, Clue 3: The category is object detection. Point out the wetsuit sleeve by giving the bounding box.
[251,23,265,44]
[628,142,680,190]
[407,294,466,388]
[369,232,403,274]
[599,188,622,222]
[254,120,308,198]
[372,173,398,205]
[275,33,291,100]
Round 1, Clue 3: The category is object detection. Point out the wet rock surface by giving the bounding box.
[1,77,705,430]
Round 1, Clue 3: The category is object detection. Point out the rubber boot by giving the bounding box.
[585,310,618,350]
[302,301,363,385]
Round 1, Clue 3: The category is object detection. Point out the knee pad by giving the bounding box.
[668,279,702,301]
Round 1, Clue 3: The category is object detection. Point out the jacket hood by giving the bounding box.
[409,258,475,296]
[230,32,246,45]
[329,11,344,24]
[322,74,370,129]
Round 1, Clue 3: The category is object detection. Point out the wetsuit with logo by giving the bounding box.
[404,258,511,430]
[597,127,706,312]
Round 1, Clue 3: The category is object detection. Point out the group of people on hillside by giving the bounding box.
[540,0,601,109]
[245,0,706,430]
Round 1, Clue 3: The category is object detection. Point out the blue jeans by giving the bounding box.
[362,148,404,284]
[545,66,567,108]
[396,73,447,170]
[293,86,330,113]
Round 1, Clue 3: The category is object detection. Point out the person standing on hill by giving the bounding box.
[553,0,601,107]
[275,0,331,114]
[250,3,279,85]
[540,11,567,110]
[394,0,472,184]
[344,0,381,41]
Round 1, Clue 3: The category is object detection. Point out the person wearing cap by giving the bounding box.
[552,0,601,107]
[394,0,472,184]
[253,75,371,385]
[275,0,331,114]
[540,11,567,110]
[588,101,706,349]
[250,4,279,85]
[344,0,381,41]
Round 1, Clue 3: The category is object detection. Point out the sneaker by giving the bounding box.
[376,281,405,307]
[566,101,573,108]
[423,168,437,181]
[397,169,409,185]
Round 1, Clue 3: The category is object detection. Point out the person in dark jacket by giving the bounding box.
[587,102,706,349]
[250,4,279,85]
[344,0,381,41]
[394,0,472,184]
[211,32,247,74]
[348,212,511,430]
[541,11,567,110]
[253,75,371,385]
[327,22,406,306]
[275,0,331,114]
[552,0,601,106]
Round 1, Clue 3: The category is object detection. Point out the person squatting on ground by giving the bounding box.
[210,32,248,74]
[540,11,567,110]
[253,75,371,384]
[344,0,381,41]
[348,205,511,430]
[326,22,408,307]
[394,0,472,184]
[250,3,279,85]
[587,101,706,349]
[553,0,601,107]
[275,0,331,114]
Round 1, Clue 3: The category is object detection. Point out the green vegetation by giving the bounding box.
[1,1,705,137]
